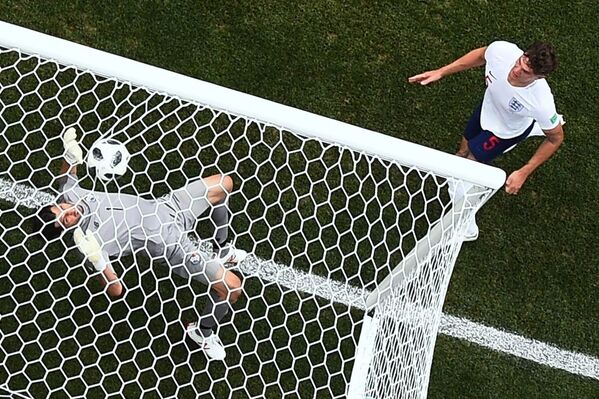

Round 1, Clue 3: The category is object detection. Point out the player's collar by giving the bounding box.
[77,202,90,216]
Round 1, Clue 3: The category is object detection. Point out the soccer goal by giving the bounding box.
[0,22,505,398]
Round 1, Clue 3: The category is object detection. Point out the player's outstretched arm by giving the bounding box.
[505,124,564,194]
[97,267,124,299]
[408,69,445,85]
[74,227,123,299]
[60,127,83,176]
[73,227,107,270]
[408,46,487,85]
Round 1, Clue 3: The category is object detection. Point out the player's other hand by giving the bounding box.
[408,69,444,85]
[62,127,83,165]
[505,169,528,195]
[73,227,107,271]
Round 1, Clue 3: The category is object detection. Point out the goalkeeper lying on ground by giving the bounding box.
[32,128,247,361]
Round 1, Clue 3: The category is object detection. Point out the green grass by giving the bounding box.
[430,336,599,399]
[0,0,598,398]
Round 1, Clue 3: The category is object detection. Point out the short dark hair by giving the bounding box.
[525,42,558,76]
[33,205,63,241]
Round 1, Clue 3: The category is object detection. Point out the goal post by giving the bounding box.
[0,21,505,398]
[349,185,491,398]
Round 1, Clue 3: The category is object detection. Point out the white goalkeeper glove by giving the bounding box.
[73,227,108,272]
[62,127,83,165]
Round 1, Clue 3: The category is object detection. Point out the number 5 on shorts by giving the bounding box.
[483,136,500,151]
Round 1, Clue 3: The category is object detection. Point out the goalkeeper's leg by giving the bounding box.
[199,268,243,332]
[171,250,244,360]
[197,174,233,248]
[170,174,234,249]
[186,269,243,361]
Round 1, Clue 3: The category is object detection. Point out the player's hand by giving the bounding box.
[408,69,444,85]
[62,127,83,165]
[73,227,107,271]
[505,169,528,195]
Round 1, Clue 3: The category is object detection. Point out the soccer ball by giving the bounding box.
[87,138,131,181]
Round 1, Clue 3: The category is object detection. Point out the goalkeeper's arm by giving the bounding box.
[74,228,123,299]
[97,266,124,299]
[60,127,83,176]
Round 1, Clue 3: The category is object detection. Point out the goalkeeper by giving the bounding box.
[33,128,247,361]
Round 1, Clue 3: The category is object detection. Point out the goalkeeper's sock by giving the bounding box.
[199,290,231,337]
[211,202,230,248]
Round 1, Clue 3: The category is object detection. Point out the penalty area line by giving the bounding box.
[1,177,598,380]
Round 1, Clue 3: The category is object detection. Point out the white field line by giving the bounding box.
[1,177,598,380]
[440,315,599,380]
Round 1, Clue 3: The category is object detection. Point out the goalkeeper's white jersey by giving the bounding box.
[58,174,194,263]
[481,41,560,139]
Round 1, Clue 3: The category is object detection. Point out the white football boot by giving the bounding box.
[186,322,226,361]
[215,243,248,265]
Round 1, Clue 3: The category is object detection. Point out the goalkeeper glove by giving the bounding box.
[73,227,108,272]
[62,127,83,165]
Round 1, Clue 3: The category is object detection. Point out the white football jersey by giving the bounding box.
[481,41,560,139]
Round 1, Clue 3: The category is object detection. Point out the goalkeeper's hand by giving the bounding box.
[62,127,83,165]
[73,227,108,272]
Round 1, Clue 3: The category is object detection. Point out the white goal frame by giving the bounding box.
[0,21,506,399]
[0,22,504,189]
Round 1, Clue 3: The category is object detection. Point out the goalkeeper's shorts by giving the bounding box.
[168,179,211,231]
[463,103,534,164]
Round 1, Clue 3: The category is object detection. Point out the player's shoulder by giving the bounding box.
[485,41,523,60]
[528,78,555,104]
[532,78,552,92]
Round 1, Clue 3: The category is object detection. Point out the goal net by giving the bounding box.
[0,22,504,398]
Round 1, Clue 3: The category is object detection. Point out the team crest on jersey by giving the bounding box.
[508,97,524,112]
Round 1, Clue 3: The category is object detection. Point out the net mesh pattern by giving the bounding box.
[0,47,493,398]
